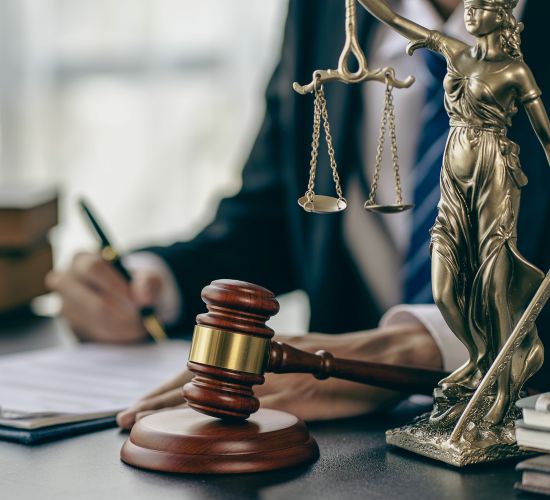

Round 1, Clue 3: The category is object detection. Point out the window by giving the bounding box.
[0,0,288,262]
[1,0,309,332]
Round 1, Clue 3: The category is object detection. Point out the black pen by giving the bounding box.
[79,198,168,343]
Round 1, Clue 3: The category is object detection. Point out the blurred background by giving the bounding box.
[0,0,309,330]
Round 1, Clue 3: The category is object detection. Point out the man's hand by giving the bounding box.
[116,323,442,428]
[46,252,163,343]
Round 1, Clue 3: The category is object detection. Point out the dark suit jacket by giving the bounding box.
[148,1,550,387]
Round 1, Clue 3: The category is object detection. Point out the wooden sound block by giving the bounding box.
[121,408,319,474]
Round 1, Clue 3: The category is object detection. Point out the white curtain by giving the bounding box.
[0,0,288,263]
[0,0,310,333]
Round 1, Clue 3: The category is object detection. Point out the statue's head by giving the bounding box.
[464,0,523,59]
[464,0,515,36]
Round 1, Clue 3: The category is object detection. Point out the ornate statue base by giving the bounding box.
[386,389,531,467]
[386,416,532,467]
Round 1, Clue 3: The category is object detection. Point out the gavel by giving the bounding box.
[122,279,447,474]
[183,279,446,420]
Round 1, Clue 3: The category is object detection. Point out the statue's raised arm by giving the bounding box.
[357,0,432,40]
[357,0,468,58]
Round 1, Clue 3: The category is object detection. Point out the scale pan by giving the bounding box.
[298,195,347,214]
[364,203,414,214]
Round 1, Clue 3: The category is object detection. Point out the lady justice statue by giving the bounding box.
[295,0,550,465]
[360,0,550,465]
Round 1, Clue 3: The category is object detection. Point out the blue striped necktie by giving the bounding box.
[403,51,449,304]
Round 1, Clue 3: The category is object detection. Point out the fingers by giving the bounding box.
[131,271,163,307]
[46,252,147,343]
[258,391,371,421]
[117,370,192,429]
[71,252,131,300]
[253,372,288,398]
[46,252,132,306]
[48,272,113,342]
[254,369,405,422]
[116,388,186,429]
[141,370,193,399]
[259,377,402,422]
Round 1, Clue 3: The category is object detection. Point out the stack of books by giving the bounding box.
[0,185,58,313]
[515,393,550,496]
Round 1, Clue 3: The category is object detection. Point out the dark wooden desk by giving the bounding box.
[0,315,522,500]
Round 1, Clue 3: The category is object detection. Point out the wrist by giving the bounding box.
[388,325,443,370]
[349,324,443,370]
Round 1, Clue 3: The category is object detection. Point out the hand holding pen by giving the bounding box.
[45,200,168,343]
[78,199,167,343]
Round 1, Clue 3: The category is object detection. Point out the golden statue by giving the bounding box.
[359,0,550,465]
[295,0,550,465]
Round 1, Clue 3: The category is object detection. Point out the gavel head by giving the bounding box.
[183,279,280,421]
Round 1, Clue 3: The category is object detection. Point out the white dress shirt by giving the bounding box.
[126,0,526,372]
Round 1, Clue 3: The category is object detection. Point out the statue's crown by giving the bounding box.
[464,0,518,9]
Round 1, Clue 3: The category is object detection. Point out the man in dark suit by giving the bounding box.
[48,0,550,424]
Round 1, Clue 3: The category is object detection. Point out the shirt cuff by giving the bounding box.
[379,304,468,372]
[122,252,182,325]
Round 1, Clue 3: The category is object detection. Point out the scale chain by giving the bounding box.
[302,75,409,214]
[302,84,346,212]
[319,87,345,202]
[366,79,406,208]
[387,84,404,205]
[305,86,323,208]
[366,84,389,206]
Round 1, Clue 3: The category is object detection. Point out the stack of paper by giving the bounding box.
[516,393,550,453]
[515,393,550,496]
[516,455,550,496]
[0,341,189,442]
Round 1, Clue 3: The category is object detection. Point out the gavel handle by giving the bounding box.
[267,341,447,395]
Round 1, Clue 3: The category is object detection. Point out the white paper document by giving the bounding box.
[0,341,189,428]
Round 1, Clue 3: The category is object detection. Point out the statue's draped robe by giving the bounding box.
[430,44,544,390]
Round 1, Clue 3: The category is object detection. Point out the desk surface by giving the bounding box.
[0,314,523,500]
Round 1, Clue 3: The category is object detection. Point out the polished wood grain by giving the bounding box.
[184,280,279,420]
[121,280,319,474]
[268,341,444,394]
[196,279,279,336]
[121,408,319,474]
[184,361,264,420]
